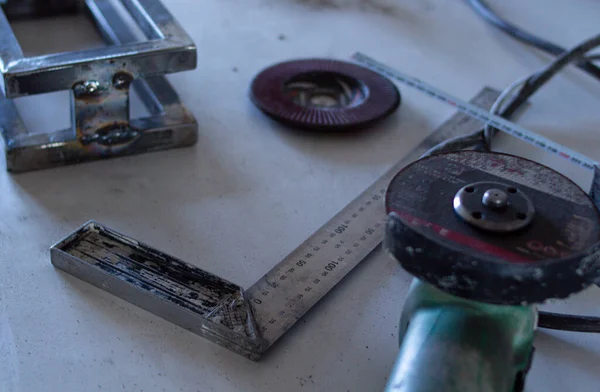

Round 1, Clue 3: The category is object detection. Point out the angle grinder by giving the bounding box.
[382,150,600,392]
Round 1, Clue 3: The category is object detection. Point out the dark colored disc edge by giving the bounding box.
[251,95,401,132]
[384,212,600,305]
[249,59,401,131]
[383,151,600,304]
[385,151,600,265]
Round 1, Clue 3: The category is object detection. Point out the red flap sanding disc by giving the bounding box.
[250,59,401,131]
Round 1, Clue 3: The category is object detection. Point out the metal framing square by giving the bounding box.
[0,0,198,172]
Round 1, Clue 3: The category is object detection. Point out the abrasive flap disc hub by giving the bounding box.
[250,59,401,131]
[384,150,600,305]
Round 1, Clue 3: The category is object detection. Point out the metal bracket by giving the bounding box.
[0,0,198,172]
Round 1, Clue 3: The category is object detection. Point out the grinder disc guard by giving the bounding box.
[385,151,600,305]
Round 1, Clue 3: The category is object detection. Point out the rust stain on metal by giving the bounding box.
[0,0,198,172]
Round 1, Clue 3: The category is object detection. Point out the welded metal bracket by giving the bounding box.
[0,0,197,172]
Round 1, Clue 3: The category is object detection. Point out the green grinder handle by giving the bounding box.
[384,280,536,392]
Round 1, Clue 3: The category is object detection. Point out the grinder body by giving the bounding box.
[383,151,600,392]
[384,280,535,392]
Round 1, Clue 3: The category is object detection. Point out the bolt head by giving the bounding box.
[482,188,509,209]
[113,72,134,90]
[73,80,102,97]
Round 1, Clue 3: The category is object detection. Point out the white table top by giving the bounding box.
[2,1,600,391]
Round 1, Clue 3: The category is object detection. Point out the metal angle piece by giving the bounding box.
[51,221,267,359]
[51,87,499,360]
[0,0,198,172]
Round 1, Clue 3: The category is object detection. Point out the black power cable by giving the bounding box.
[466,0,600,82]
[482,33,600,148]
[538,312,600,333]
[421,34,600,157]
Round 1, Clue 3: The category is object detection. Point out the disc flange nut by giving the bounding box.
[453,181,535,233]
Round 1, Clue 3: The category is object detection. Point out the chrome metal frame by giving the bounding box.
[0,0,197,172]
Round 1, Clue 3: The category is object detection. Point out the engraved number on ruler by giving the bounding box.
[249,187,387,337]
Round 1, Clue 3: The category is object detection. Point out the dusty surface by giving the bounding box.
[2,0,600,391]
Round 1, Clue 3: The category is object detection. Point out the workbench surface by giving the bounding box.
[2,1,600,391]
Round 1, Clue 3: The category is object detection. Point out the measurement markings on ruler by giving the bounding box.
[247,182,388,345]
[352,52,597,172]
[246,88,501,350]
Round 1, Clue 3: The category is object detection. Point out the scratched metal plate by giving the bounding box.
[50,221,266,359]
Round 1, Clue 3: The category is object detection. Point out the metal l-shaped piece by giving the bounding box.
[51,221,267,360]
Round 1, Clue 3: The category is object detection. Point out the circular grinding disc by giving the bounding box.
[384,150,600,305]
[250,59,401,131]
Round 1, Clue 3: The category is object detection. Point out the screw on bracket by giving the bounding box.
[113,72,134,90]
[72,80,103,97]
